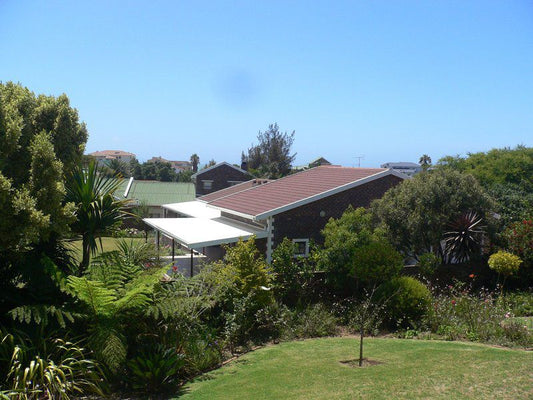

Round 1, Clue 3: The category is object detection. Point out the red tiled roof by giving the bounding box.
[207,166,390,219]
[199,179,272,202]
[89,150,135,157]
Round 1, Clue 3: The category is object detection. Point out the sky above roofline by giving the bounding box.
[1,1,531,167]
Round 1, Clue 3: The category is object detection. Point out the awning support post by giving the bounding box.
[172,239,175,261]
[190,249,194,278]
[156,230,160,250]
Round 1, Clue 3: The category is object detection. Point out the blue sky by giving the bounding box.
[1,1,532,167]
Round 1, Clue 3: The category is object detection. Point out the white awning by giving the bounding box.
[144,217,267,249]
[163,201,221,219]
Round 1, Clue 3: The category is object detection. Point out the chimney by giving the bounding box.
[241,161,248,171]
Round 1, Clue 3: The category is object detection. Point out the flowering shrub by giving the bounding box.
[423,283,532,347]
[503,219,533,263]
[488,251,522,276]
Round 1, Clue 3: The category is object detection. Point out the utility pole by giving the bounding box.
[355,156,364,167]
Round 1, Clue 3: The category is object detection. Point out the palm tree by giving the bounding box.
[419,154,432,171]
[65,161,130,272]
[190,153,200,173]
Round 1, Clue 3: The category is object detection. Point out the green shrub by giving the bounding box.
[497,291,533,316]
[346,241,403,288]
[126,344,185,394]
[182,332,222,376]
[488,251,522,277]
[417,252,441,278]
[288,304,338,339]
[376,277,431,328]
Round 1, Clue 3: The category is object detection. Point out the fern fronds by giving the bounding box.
[67,276,116,317]
[9,305,75,328]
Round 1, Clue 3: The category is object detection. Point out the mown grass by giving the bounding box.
[68,237,146,260]
[178,337,533,400]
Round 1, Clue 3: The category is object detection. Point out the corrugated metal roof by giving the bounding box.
[207,166,390,219]
[118,180,195,206]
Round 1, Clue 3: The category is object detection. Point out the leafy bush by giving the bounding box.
[488,251,522,276]
[271,238,314,305]
[497,291,533,316]
[350,241,403,286]
[182,331,222,376]
[287,304,338,339]
[1,333,103,399]
[423,284,532,347]
[417,252,441,278]
[126,344,185,394]
[376,277,431,328]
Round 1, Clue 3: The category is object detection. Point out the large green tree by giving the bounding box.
[242,123,296,178]
[437,146,533,226]
[372,169,493,259]
[0,82,87,312]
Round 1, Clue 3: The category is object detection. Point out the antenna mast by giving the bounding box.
[355,155,364,167]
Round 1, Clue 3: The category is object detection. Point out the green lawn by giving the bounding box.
[178,338,533,400]
[68,237,147,260]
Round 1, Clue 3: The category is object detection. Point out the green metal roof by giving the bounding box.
[117,180,195,206]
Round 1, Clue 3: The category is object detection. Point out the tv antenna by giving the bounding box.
[355,155,364,167]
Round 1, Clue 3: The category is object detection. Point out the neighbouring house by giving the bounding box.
[144,166,406,269]
[191,161,253,197]
[293,156,332,171]
[118,178,195,217]
[380,162,422,177]
[148,156,192,173]
[88,150,136,165]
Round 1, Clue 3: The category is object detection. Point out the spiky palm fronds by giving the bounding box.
[443,211,485,263]
[65,160,131,271]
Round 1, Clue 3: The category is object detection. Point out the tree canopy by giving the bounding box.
[372,168,493,258]
[242,123,296,178]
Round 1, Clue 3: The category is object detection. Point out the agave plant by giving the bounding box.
[443,211,485,263]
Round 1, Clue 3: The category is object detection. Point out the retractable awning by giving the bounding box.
[162,201,221,219]
[143,217,267,249]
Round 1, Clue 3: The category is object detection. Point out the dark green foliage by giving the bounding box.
[126,344,185,394]
[319,206,386,291]
[416,252,441,279]
[350,242,403,286]
[129,159,178,181]
[372,168,493,258]
[376,277,431,328]
[243,123,296,178]
[271,238,314,305]
[288,304,338,339]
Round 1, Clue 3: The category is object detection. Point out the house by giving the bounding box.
[88,150,136,165]
[191,161,253,197]
[380,162,422,177]
[293,157,332,171]
[118,178,195,217]
[147,156,192,173]
[144,166,406,266]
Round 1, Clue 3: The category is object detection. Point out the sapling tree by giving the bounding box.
[488,251,522,291]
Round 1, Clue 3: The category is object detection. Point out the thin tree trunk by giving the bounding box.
[359,326,364,367]
[81,234,91,273]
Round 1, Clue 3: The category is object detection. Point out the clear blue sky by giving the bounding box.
[1,1,532,167]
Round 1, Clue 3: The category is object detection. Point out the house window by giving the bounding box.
[292,239,309,257]
[202,180,213,190]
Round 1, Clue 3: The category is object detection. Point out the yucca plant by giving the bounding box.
[443,211,485,263]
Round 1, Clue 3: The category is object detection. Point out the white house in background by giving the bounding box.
[380,162,421,177]
[88,150,136,165]
[147,156,192,173]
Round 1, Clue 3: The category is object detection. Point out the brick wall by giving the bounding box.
[272,175,402,248]
[195,164,252,196]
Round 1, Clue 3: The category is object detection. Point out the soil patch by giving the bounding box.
[340,358,384,368]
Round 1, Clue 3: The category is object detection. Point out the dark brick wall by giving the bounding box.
[272,175,403,248]
[194,164,252,196]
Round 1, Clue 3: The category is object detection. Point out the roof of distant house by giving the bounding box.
[88,150,136,157]
[117,179,195,206]
[198,179,272,202]
[207,166,405,220]
[380,162,421,168]
[191,161,251,179]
